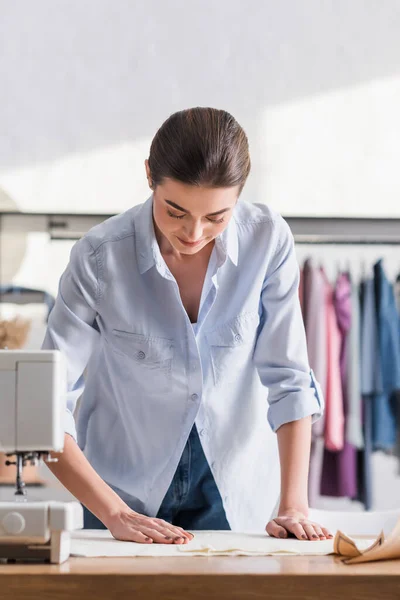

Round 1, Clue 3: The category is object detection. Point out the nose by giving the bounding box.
[183,219,204,242]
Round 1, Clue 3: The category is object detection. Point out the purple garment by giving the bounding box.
[320,273,358,498]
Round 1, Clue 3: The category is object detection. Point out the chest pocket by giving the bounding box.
[205,311,260,386]
[110,330,174,394]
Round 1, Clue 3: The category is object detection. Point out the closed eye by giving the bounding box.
[167,209,185,220]
[167,209,225,224]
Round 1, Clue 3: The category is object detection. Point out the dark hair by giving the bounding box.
[148,107,251,194]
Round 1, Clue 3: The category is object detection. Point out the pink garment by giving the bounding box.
[322,270,344,452]
[303,260,327,419]
[321,273,357,498]
[302,259,327,507]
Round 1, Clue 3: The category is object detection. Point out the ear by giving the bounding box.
[144,159,153,188]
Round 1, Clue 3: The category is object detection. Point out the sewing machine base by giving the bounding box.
[0,530,72,563]
[0,501,83,563]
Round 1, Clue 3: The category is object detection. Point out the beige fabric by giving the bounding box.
[70,530,374,558]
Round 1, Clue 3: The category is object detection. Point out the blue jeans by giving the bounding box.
[83,424,230,530]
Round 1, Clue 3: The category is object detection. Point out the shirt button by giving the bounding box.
[191,393,199,401]
[137,351,146,360]
[199,428,205,437]
[234,333,242,343]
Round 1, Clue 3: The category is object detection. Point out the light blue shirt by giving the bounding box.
[42,195,323,531]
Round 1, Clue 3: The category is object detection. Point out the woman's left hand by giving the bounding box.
[266,508,333,541]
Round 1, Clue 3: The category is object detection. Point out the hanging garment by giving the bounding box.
[394,276,400,314]
[320,273,357,498]
[302,259,327,507]
[357,279,379,510]
[321,269,344,453]
[372,261,400,451]
[302,259,328,421]
[394,276,400,473]
[346,278,364,449]
[395,392,400,475]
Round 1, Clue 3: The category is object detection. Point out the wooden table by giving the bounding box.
[1,554,400,600]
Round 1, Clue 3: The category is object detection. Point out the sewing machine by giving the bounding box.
[0,350,83,563]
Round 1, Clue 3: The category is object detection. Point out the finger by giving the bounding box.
[302,523,322,541]
[175,526,195,541]
[321,527,334,539]
[153,518,189,538]
[147,519,187,543]
[157,521,193,542]
[311,524,326,539]
[308,522,333,539]
[139,525,182,544]
[284,521,308,540]
[266,520,288,539]
[114,530,154,544]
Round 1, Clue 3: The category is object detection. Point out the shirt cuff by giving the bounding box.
[64,409,78,442]
[268,369,325,433]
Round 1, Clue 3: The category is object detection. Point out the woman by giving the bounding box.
[43,107,332,544]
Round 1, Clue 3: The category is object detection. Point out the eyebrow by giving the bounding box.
[165,199,232,217]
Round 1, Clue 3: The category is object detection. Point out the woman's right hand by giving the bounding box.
[105,508,195,544]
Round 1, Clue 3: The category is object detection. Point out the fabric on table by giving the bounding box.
[71,530,360,558]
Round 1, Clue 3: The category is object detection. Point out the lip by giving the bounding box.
[177,237,204,247]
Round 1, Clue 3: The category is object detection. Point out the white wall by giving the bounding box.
[1,0,400,511]
[1,0,400,217]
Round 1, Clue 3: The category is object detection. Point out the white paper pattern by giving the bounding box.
[70,530,375,558]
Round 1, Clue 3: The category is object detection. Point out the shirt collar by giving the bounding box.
[215,212,239,267]
[135,194,239,275]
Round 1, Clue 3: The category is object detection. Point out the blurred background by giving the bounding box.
[0,0,399,511]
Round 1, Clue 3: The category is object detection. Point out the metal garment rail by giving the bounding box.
[1,211,399,292]
[285,216,400,245]
[0,211,400,243]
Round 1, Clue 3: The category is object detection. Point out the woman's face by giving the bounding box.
[147,167,240,256]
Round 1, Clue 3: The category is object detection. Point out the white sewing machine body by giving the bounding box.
[0,350,83,563]
[0,350,65,453]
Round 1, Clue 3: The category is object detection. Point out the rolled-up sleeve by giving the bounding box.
[253,217,324,432]
[41,237,100,441]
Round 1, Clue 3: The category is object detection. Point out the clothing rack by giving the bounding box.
[0,212,114,241]
[0,211,400,243]
[284,217,400,245]
[0,289,48,305]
